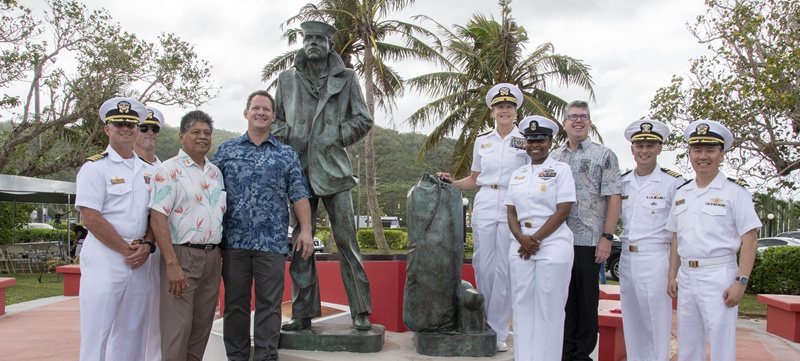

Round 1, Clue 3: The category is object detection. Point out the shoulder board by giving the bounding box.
[476,129,492,137]
[660,167,682,178]
[138,156,153,166]
[86,152,108,162]
[727,177,748,188]
[677,179,693,189]
[621,169,632,177]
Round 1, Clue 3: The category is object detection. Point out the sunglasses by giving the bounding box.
[139,125,161,134]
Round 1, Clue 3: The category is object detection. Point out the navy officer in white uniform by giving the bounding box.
[76,97,156,361]
[505,115,576,361]
[666,120,761,361]
[136,106,164,361]
[437,83,530,352]
[619,119,684,361]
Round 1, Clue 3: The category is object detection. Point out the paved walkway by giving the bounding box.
[1,296,799,360]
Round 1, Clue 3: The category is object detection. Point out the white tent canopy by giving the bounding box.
[0,174,76,204]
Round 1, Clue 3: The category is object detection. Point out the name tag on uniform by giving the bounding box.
[481,143,492,149]
[514,175,525,179]
[675,199,685,206]
[111,176,125,185]
[621,195,629,200]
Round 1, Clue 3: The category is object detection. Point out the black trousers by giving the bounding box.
[222,249,286,361]
[562,245,601,361]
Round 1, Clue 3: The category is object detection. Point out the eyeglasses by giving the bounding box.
[566,114,590,121]
[139,125,161,134]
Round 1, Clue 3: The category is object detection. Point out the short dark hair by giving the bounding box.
[565,100,591,120]
[246,90,275,110]
[180,110,214,134]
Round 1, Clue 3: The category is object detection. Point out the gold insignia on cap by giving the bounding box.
[118,101,131,114]
[530,121,538,132]
[499,87,510,96]
[148,110,154,119]
[697,123,709,135]
[641,123,652,133]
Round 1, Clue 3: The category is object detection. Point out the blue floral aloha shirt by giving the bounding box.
[211,133,310,254]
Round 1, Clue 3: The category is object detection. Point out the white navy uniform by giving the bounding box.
[619,165,684,361]
[76,146,153,361]
[143,156,161,361]
[141,106,164,361]
[666,172,760,361]
[505,156,575,361]
[471,126,529,342]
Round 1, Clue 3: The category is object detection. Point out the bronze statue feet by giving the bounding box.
[352,313,372,330]
[281,317,311,331]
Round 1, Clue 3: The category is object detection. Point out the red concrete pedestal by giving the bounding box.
[758,294,800,343]
[0,277,17,315]
[597,299,626,361]
[56,265,81,296]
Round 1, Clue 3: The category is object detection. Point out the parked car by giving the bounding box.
[756,237,800,252]
[775,231,800,240]
[287,227,325,252]
[25,222,55,230]
[605,236,622,281]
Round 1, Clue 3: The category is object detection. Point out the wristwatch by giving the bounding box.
[601,233,614,241]
[736,276,749,285]
[144,241,157,254]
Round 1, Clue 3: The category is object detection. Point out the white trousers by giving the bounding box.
[620,248,672,361]
[79,236,150,361]
[473,218,513,342]
[143,247,161,361]
[677,262,738,361]
[509,239,573,361]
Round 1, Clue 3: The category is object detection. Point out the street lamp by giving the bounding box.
[767,213,775,237]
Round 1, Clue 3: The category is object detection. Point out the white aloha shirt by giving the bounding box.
[149,149,226,245]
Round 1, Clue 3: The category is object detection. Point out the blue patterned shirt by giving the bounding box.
[211,133,310,254]
[551,138,621,246]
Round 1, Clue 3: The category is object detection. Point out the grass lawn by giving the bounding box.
[739,293,767,318]
[1,272,64,306]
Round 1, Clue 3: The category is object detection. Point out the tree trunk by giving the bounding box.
[363,36,390,254]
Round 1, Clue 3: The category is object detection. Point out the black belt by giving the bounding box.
[177,243,218,252]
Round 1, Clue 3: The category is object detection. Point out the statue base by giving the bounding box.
[279,324,385,353]
[413,329,497,357]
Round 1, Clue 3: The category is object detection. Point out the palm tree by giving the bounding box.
[262,0,444,253]
[406,0,596,176]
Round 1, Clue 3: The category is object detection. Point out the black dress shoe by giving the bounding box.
[352,313,372,330]
[281,317,311,331]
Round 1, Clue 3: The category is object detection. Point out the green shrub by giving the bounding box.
[1,228,72,245]
[357,229,408,250]
[465,232,474,253]
[749,246,800,295]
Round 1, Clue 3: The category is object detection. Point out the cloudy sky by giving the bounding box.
[26,0,711,172]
